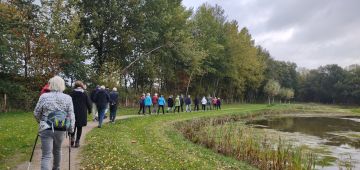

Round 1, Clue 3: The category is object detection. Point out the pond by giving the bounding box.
[247,115,360,170]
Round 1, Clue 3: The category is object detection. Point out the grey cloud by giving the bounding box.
[182,0,360,68]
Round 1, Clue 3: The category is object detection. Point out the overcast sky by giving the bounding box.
[182,0,360,69]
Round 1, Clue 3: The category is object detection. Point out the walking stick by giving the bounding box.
[68,133,71,170]
[27,134,39,170]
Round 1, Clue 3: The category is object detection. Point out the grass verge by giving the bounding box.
[82,104,290,169]
[0,112,37,170]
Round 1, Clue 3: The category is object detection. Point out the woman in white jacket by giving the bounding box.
[201,96,207,111]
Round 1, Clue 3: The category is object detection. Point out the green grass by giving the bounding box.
[0,112,37,170]
[1,103,359,169]
[0,106,137,170]
[82,104,290,169]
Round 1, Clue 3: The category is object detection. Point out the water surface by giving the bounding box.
[247,115,360,169]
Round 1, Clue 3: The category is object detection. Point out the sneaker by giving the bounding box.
[75,141,80,148]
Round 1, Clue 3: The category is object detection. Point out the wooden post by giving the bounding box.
[125,96,128,107]
[4,93,7,112]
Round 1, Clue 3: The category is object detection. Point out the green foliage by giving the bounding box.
[264,80,281,104]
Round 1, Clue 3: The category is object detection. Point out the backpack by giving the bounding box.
[46,111,71,131]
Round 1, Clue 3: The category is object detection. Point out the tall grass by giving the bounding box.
[175,112,316,170]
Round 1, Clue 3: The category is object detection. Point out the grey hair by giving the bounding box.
[112,87,117,91]
[48,76,66,92]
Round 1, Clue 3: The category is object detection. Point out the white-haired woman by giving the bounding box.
[109,87,119,123]
[34,76,75,170]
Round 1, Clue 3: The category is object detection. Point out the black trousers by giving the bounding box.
[146,106,151,114]
[158,105,165,114]
[71,126,83,141]
[174,106,180,113]
[138,104,145,114]
[202,104,206,111]
[180,104,184,112]
[194,104,199,111]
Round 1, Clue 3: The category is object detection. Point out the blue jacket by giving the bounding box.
[144,96,152,106]
[158,97,166,106]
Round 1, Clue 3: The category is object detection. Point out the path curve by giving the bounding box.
[15,115,141,170]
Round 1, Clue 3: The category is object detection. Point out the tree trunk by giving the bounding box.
[268,96,271,105]
[186,72,193,96]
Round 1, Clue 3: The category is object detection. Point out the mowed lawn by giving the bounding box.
[0,112,37,170]
[82,104,289,170]
[0,107,135,170]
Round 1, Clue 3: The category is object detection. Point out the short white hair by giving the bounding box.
[48,76,65,92]
[112,87,117,91]
[100,85,105,89]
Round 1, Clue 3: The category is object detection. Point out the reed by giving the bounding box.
[175,113,317,170]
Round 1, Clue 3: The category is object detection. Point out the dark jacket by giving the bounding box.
[71,89,92,127]
[109,91,119,106]
[90,88,99,102]
[185,97,191,105]
[167,97,174,107]
[194,97,199,105]
[180,96,184,106]
[94,89,110,108]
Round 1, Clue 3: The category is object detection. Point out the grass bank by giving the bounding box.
[82,104,290,169]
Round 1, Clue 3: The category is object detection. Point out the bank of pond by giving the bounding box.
[175,110,360,170]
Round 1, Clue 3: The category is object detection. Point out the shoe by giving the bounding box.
[75,141,80,148]
[98,125,102,128]
[71,137,75,146]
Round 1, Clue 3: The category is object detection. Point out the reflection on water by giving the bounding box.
[247,115,360,169]
[247,116,360,148]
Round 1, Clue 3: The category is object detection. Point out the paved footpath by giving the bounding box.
[15,115,141,170]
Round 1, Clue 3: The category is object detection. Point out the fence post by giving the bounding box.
[4,93,7,112]
[125,96,128,107]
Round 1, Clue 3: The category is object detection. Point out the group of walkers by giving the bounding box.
[90,85,119,127]
[33,76,119,170]
[137,93,222,114]
[32,76,223,170]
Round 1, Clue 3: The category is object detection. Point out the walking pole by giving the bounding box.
[27,134,39,170]
[68,133,71,170]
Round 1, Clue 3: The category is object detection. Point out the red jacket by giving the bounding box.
[152,96,158,104]
[40,84,50,95]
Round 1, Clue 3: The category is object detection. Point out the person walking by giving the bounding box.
[201,96,207,111]
[174,95,181,113]
[193,96,199,111]
[185,95,192,112]
[157,95,166,114]
[70,81,91,148]
[152,93,159,113]
[212,97,218,110]
[90,85,100,121]
[34,76,75,170]
[217,98,221,110]
[180,94,184,112]
[167,95,174,113]
[109,87,119,123]
[94,85,110,128]
[137,93,145,115]
[144,93,152,114]
[104,87,111,119]
[206,95,212,110]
